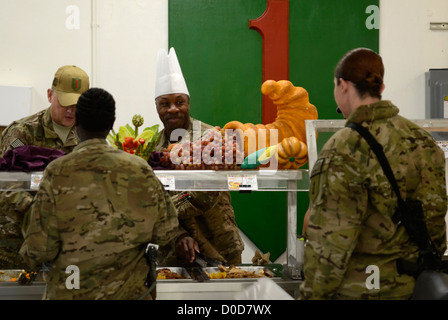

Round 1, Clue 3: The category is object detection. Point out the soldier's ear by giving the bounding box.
[47,89,54,103]
[338,78,350,93]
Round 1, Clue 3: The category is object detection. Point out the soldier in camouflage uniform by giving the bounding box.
[20,88,195,300]
[155,116,244,265]
[153,48,244,265]
[0,65,89,268]
[300,48,447,299]
[0,65,89,156]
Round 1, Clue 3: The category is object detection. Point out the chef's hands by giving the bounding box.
[175,234,199,263]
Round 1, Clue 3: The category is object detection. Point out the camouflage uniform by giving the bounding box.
[0,107,78,268]
[155,118,244,265]
[300,100,447,300]
[0,107,78,157]
[20,139,185,300]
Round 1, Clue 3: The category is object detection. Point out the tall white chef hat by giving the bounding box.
[155,47,190,98]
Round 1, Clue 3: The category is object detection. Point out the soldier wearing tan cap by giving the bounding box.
[0,65,89,269]
[0,65,89,156]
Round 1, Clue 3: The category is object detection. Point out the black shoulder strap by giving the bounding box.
[347,122,404,205]
[348,122,443,271]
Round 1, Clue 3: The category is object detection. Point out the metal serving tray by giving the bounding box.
[156,267,191,280]
[0,270,23,282]
[203,266,278,281]
[0,269,47,283]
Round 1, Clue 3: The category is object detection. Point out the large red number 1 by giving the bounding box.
[249,0,289,124]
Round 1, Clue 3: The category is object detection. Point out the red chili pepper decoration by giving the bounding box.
[123,136,138,153]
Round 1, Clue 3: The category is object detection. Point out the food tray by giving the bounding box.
[0,270,22,282]
[0,269,46,283]
[156,267,191,280]
[203,266,278,281]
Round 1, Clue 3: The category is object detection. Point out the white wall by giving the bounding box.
[0,0,166,131]
[94,0,167,130]
[0,0,91,121]
[2,0,447,127]
[380,0,448,119]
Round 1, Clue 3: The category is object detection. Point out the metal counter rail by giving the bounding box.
[0,282,45,300]
[0,278,301,300]
[0,169,309,192]
[152,169,309,192]
[305,118,448,172]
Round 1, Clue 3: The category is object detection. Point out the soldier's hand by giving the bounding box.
[175,235,199,263]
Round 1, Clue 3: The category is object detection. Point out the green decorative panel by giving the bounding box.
[169,0,379,260]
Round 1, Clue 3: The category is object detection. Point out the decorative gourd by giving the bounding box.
[222,80,318,169]
[276,136,308,169]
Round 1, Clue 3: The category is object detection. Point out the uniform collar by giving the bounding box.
[346,100,399,125]
[73,138,108,152]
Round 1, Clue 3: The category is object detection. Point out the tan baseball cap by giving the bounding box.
[52,65,89,107]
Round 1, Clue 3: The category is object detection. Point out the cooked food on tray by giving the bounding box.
[206,265,274,279]
[156,268,186,280]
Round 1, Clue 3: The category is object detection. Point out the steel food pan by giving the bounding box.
[0,269,47,283]
[0,270,23,282]
[156,267,191,280]
[203,266,278,280]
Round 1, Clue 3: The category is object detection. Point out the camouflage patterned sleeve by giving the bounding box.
[0,123,31,157]
[171,191,220,219]
[151,179,189,263]
[187,191,220,211]
[200,192,244,264]
[300,146,367,299]
[19,168,60,269]
[0,190,35,216]
[413,137,447,255]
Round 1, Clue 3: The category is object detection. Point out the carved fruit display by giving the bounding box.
[221,80,318,169]
[158,127,244,170]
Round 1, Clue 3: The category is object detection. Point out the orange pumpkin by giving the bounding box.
[276,136,308,169]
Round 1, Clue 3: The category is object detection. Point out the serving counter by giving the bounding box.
[0,168,309,300]
[0,277,300,300]
[0,263,301,300]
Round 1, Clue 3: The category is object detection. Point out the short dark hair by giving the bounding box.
[334,48,384,99]
[76,88,116,132]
